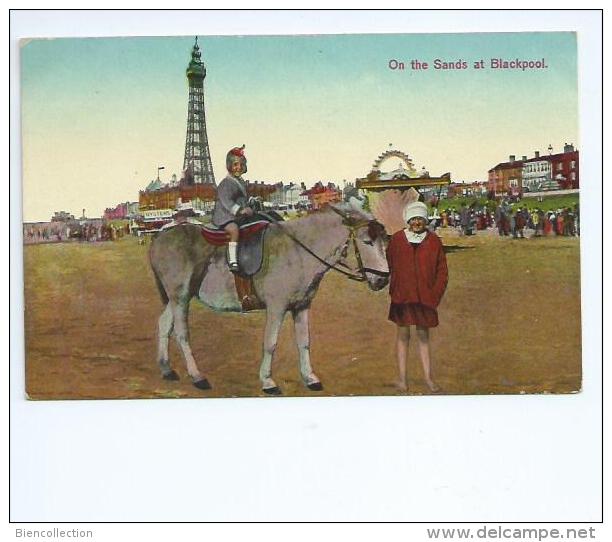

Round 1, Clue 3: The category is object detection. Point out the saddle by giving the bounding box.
[200,212,283,312]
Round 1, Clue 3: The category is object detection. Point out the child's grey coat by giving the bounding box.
[212,175,249,227]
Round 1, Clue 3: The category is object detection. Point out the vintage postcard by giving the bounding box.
[21,32,581,399]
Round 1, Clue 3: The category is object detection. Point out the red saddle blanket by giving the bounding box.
[200,220,269,246]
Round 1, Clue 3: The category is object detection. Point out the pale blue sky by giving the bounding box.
[21,32,578,221]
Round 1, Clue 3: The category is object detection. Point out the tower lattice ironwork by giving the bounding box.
[182,37,215,185]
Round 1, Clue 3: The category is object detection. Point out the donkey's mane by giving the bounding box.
[272,203,370,236]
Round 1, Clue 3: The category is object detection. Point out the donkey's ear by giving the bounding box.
[329,203,359,226]
[329,203,348,218]
[348,196,365,211]
[347,196,374,221]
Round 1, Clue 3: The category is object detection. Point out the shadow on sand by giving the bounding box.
[443,245,476,254]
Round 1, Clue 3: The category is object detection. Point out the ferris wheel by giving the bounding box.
[371,149,416,175]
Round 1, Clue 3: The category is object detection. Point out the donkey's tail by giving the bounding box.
[151,266,169,305]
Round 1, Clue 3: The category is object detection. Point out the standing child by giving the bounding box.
[386,201,448,392]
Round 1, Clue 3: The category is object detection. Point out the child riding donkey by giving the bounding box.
[212,145,263,272]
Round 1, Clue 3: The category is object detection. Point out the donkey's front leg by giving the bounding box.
[259,308,286,395]
[292,308,323,391]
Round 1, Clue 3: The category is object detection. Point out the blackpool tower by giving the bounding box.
[182,37,215,185]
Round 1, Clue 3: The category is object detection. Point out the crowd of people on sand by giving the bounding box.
[23,222,132,244]
[430,199,580,239]
[25,197,580,245]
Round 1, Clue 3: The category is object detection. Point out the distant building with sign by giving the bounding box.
[139,179,217,216]
[138,174,277,224]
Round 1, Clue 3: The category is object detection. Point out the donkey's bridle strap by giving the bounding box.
[258,210,375,282]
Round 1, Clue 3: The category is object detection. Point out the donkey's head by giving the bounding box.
[331,199,389,291]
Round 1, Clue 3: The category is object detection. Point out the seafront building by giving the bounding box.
[488,144,579,196]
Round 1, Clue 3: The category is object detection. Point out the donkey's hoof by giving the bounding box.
[307,382,324,391]
[263,386,282,396]
[193,378,212,390]
[162,370,180,381]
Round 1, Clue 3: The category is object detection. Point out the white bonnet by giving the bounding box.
[403,201,429,223]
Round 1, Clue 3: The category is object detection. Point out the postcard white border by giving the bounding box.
[9,9,603,523]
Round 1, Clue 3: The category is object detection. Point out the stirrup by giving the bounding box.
[228,261,240,273]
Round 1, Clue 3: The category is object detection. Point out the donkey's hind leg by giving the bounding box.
[158,303,178,380]
[171,299,211,390]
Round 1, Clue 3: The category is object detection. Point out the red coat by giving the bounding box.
[386,230,448,309]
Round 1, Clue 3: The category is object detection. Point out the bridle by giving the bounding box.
[259,208,389,282]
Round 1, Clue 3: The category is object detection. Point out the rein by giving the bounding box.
[258,209,380,282]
